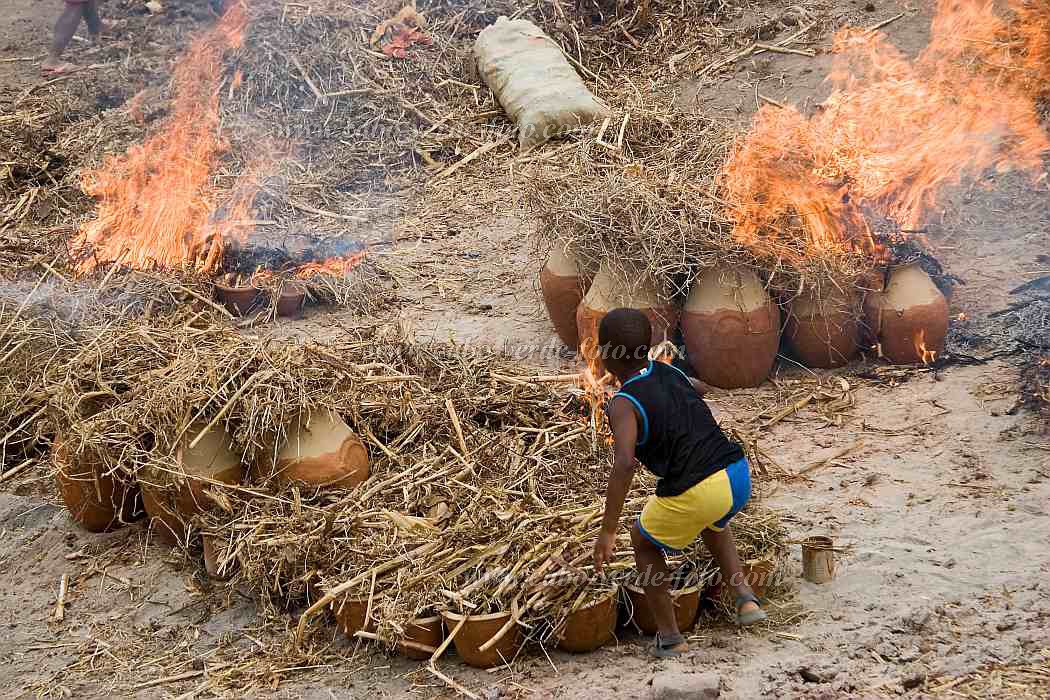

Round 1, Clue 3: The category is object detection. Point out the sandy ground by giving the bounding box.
[2,1,1050,698]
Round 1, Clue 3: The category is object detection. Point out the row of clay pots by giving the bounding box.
[541,249,950,388]
[55,410,372,565]
[215,282,307,319]
[332,560,775,670]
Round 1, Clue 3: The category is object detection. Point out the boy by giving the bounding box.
[592,308,766,657]
[43,0,106,76]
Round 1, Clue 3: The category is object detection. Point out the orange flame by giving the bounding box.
[577,337,615,443]
[74,3,252,274]
[720,0,1050,266]
[293,251,368,279]
[914,328,938,365]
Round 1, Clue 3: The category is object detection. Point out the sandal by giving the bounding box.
[736,592,768,626]
[652,632,689,658]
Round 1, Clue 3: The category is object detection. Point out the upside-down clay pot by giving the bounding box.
[140,422,245,545]
[576,263,678,357]
[624,584,700,635]
[785,285,860,369]
[399,615,445,660]
[53,437,141,533]
[441,610,523,669]
[273,411,370,489]
[539,245,594,349]
[863,263,949,365]
[682,266,780,389]
[557,588,619,653]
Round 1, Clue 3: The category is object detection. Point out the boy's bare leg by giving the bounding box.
[630,523,682,640]
[701,526,761,615]
[83,1,103,40]
[44,2,86,72]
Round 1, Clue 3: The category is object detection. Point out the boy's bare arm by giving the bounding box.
[594,397,639,572]
[687,376,717,396]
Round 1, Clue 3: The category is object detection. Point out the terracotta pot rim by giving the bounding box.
[214,282,261,293]
[802,535,834,549]
[574,587,619,611]
[441,610,513,623]
[625,583,700,597]
[410,614,442,625]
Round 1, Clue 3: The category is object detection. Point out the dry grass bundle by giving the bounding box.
[524,105,751,301]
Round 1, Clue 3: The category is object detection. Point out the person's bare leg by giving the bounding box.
[701,526,761,616]
[44,3,85,72]
[83,0,103,40]
[631,523,682,642]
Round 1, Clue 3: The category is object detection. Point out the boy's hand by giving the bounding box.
[593,529,615,574]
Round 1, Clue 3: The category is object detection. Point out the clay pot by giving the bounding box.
[276,286,307,319]
[576,263,678,356]
[682,266,780,389]
[539,245,594,349]
[785,286,860,369]
[334,597,376,639]
[53,437,140,533]
[140,422,246,545]
[863,263,948,365]
[441,610,523,669]
[400,615,444,660]
[624,584,700,635]
[214,283,262,317]
[557,589,618,653]
[742,555,777,599]
[273,411,370,488]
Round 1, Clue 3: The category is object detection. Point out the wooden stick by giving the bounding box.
[53,574,69,622]
[758,93,788,109]
[287,54,328,105]
[866,12,906,34]
[0,458,33,483]
[428,615,480,700]
[491,373,581,384]
[761,394,814,428]
[131,671,205,691]
[797,440,865,477]
[753,43,816,57]
[433,136,512,180]
[445,398,470,460]
[477,599,521,653]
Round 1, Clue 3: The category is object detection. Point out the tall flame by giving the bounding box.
[74,3,252,273]
[720,0,1050,266]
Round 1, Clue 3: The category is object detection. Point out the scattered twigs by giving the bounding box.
[53,574,69,622]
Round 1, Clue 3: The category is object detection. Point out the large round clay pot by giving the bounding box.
[682,266,780,389]
[863,263,948,365]
[624,584,700,635]
[576,263,678,357]
[441,610,523,669]
[53,437,140,533]
[333,596,376,639]
[400,615,444,660]
[273,411,370,488]
[557,588,618,653]
[141,422,245,545]
[785,285,860,369]
[539,244,594,349]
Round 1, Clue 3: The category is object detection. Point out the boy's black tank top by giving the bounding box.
[611,361,744,497]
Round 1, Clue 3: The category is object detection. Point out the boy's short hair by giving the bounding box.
[598,308,651,362]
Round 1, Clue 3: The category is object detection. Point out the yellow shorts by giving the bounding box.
[637,458,751,552]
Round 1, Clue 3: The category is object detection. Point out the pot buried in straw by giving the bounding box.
[624,583,700,635]
[214,282,263,317]
[539,243,594,349]
[864,263,948,365]
[441,610,523,669]
[576,262,678,355]
[270,410,370,488]
[786,285,860,369]
[682,265,779,389]
[53,436,142,533]
[141,422,245,545]
[557,588,619,653]
[399,615,444,660]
